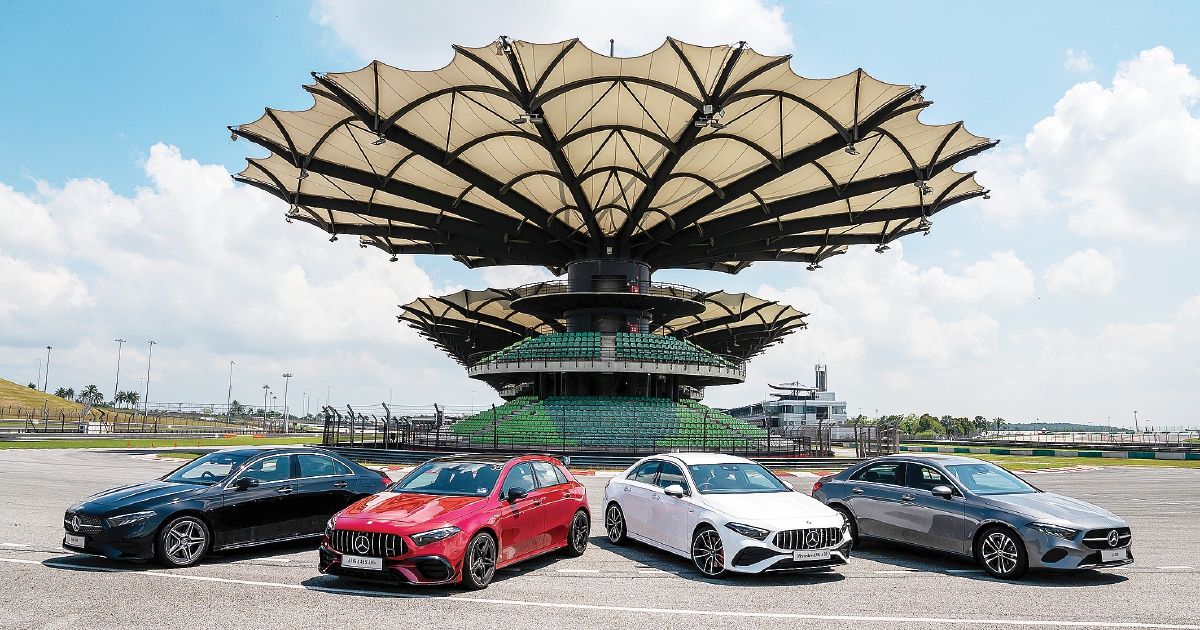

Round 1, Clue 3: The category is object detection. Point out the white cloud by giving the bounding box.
[312,0,794,67]
[975,46,1200,239]
[0,144,483,407]
[480,265,555,288]
[1064,48,1094,72]
[1044,248,1124,295]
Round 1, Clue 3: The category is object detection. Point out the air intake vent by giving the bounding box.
[773,527,840,550]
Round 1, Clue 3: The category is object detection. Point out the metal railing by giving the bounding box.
[511,279,704,300]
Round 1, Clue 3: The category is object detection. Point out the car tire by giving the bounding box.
[605,503,628,545]
[155,515,209,568]
[831,505,859,548]
[460,531,497,590]
[691,525,726,578]
[562,510,589,557]
[975,526,1028,580]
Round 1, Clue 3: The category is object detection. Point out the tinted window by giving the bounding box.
[657,462,688,492]
[946,463,1035,496]
[240,455,292,483]
[531,461,564,488]
[630,461,661,483]
[851,462,901,485]
[905,464,952,491]
[500,463,537,496]
[688,463,788,494]
[296,454,345,478]
[165,452,250,485]
[392,461,502,496]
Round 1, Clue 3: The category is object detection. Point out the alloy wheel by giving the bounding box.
[161,517,207,566]
[691,528,725,577]
[567,511,589,555]
[605,504,627,545]
[465,533,496,588]
[981,530,1020,576]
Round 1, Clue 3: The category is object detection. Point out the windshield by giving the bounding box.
[389,461,503,497]
[164,452,251,486]
[945,463,1036,495]
[689,463,789,494]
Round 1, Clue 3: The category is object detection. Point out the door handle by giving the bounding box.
[623,486,630,492]
[562,491,572,499]
[901,493,915,501]
[851,488,864,495]
[333,481,348,488]
[277,486,293,494]
[532,499,543,507]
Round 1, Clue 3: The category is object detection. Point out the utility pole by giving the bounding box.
[143,342,155,414]
[226,361,235,416]
[43,346,52,392]
[113,339,126,403]
[281,373,292,434]
[262,384,270,417]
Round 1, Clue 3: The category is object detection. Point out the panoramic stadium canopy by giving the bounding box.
[233,37,994,449]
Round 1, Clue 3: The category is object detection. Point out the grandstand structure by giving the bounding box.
[233,37,994,452]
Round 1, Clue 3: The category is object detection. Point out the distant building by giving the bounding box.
[726,365,849,428]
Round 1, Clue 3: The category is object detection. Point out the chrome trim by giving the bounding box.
[328,529,407,557]
[773,527,840,550]
[213,532,321,551]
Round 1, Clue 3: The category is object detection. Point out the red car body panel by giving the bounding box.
[318,455,587,585]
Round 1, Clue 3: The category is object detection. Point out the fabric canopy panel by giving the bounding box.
[400,288,807,365]
[232,37,996,274]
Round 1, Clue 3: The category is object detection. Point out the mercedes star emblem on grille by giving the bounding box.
[1107,530,1120,548]
[71,515,81,533]
[353,534,371,555]
[805,529,821,547]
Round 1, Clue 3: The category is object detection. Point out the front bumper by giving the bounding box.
[318,533,466,585]
[62,529,156,560]
[724,529,853,573]
[1021,526,1134,571]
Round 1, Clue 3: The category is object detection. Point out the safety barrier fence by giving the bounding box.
[900,445,1200,460]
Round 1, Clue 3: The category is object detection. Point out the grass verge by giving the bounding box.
[0,435,323,449]
[971,453,1200,469]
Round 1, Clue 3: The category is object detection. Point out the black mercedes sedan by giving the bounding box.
[63,447,389,567]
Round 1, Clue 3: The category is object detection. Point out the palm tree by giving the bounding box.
[54,387,74,400]
[120,390,140,408]
[78,385,103,405]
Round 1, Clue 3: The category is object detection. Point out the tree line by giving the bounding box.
[856,414,1007,437]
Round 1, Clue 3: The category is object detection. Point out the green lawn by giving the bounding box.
[972,453,1200,470]
[0,435,323,450]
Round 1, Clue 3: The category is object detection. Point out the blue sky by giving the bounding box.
[2,1,1198,426]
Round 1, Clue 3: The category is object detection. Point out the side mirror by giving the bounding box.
[782,481,794,491]
[664,484,686,498]
[506,487,528,503]
[931,485,954,499]
[234,477,258,491]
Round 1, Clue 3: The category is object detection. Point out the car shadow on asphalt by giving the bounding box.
[850,540,1129,586]
[589,534,846,586]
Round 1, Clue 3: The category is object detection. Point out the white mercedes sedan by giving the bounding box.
[602,453,851,577]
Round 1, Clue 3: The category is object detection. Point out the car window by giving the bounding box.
[531,461,564,488]
[945,463,1036,495]
[500,463,537,496]
[905,464,952,491]
[391,461,502,496]
[851,462,902,485]
[240,455,292,483]
[656,462,689,492]
[165,452,250,485]
[688,463,788,494]
[331,458,353,476]
[551,464,569,485]
[296,454,352,478]
[630,461,661,484]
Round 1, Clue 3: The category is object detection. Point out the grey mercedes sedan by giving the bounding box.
[811,454,1132,579]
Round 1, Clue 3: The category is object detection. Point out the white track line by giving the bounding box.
[1,557,1197,628]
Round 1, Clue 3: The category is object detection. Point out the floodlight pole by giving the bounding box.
[282,373,292,434]
[43,346,52,392]
[143,342,155,415]
[226,361,235,417]
[113,339,126,403]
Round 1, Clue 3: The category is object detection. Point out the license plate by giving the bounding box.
[64,534,85,548]
[342,554,383,570]
[1100,548,1128,562]
[793,549,831,562]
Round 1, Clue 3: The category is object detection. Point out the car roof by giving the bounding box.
[215,445,339,458]
[873,453,985,465]
[653,452,757,466]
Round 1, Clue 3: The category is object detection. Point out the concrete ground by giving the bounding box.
[1,449,1197,630]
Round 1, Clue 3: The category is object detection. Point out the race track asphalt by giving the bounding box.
[1,449,1197,630]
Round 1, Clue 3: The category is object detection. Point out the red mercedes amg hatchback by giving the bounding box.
[319,454,589,589]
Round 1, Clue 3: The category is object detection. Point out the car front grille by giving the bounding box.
[63,512,103,533]
[328,529,407,558]
[773,527,841,550]
[1082,527,1131,549]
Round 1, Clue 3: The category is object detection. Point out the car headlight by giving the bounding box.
[410,526,462,547]
[326,516,337,533]
[724,522,770,541]
[106,511,157,528]
[1028,522,1079,540]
